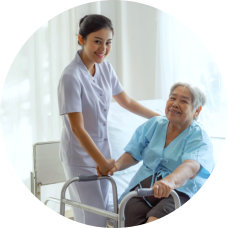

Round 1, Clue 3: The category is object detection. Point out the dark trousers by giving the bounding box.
[124,175,190,227]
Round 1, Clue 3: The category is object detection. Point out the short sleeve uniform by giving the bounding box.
[58,50,123,167]
[120,116,215,201]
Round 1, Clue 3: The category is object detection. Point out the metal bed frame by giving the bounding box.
[60,175,181,228]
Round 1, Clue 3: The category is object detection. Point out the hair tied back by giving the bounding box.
[79,15,88,28]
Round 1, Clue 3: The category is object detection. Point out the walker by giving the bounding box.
[60,175,181,228]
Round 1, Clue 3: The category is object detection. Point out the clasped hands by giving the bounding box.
[96,159,118,177]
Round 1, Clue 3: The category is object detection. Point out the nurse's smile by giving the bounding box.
[95,52,105,59]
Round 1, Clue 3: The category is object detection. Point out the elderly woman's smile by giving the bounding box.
[168,108,181,115]
[165,85,199,131]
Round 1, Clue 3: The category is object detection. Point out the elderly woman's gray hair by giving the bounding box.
[169,82,206,111]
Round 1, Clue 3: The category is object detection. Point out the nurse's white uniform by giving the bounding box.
[58,50,123,227]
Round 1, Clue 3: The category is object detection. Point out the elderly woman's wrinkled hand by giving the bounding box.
[152,179,175,198]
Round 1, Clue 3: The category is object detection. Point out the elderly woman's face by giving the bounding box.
[165,86,196,128]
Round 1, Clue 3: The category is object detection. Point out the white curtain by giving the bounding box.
[154,11,228,136]
[0,1,227,185]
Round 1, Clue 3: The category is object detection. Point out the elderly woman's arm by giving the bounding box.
[153,159,200,198]
[102,152,139,176]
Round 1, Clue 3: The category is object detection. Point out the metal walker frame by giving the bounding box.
[60,175,181,228]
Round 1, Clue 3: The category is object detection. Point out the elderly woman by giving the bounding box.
[107,82,215,226]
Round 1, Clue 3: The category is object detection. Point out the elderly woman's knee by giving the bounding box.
[125,199,137,215]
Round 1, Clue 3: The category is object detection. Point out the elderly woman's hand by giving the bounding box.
[152,179,175,198]
[152,160,201,198]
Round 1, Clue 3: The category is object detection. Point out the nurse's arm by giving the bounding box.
[68,112,114,173]
[108,152,138,175]
[113,91,160,118]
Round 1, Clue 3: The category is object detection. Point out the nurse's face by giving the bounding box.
[165,86,199,129]
[79,28,113,66]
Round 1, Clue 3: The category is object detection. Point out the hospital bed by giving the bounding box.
[30,99,225,226]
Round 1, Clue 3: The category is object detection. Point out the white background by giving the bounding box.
[0,0,227,227]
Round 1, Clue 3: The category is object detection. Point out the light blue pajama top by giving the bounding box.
[119,116,215,201]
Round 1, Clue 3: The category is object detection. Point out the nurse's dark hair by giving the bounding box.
[169,82,206,111]
[78,14,114,43]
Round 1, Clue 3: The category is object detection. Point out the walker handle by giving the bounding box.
[137,188,154,197]
[136,188,182,209]
[78,175,98,181]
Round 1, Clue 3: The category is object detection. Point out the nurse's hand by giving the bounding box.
[96,159,115,176]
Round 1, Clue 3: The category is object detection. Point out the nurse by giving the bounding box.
[57,14,159,227]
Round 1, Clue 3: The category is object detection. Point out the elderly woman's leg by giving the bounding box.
[124,196,151,227]
[146,191,190,221]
